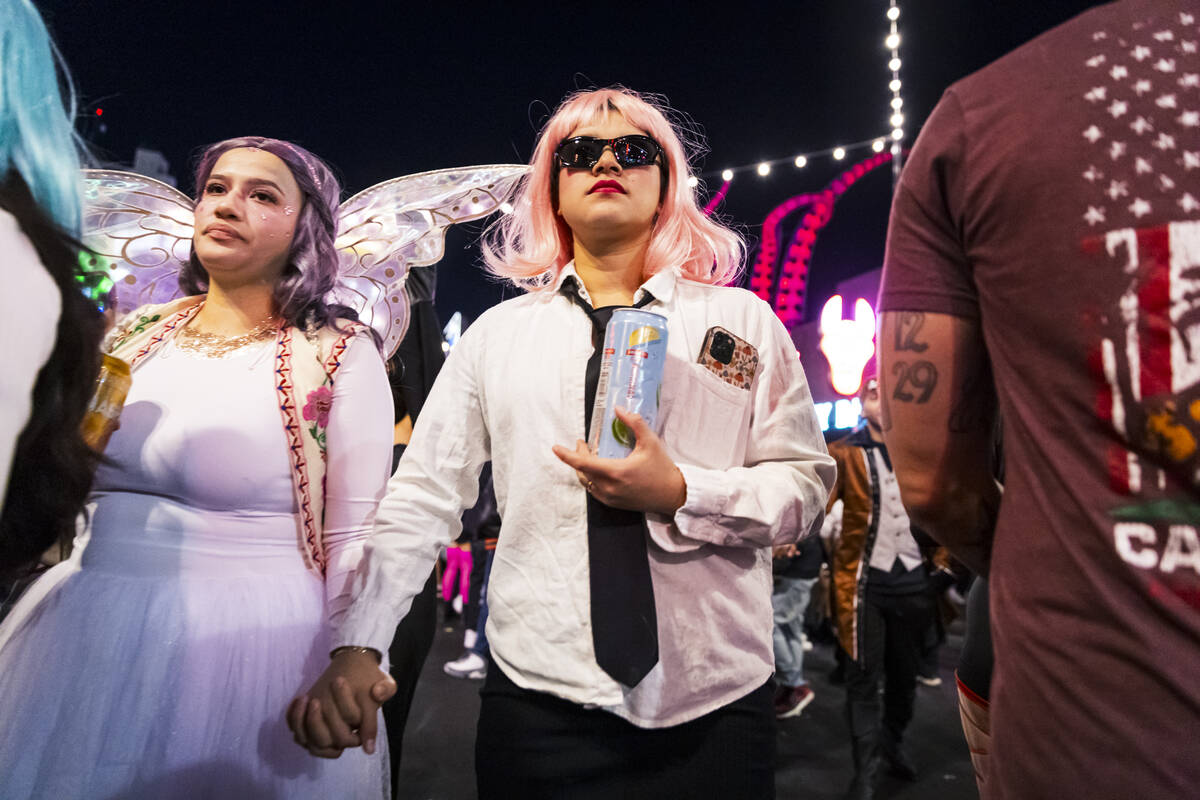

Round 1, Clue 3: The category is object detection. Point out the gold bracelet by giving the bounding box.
[330,645,382,663]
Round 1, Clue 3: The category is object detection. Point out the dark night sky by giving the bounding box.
[41,0,1100,326]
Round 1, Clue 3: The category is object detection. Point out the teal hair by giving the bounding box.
[0,0,83,234]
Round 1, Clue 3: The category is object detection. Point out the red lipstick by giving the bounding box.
[589,180,625,194]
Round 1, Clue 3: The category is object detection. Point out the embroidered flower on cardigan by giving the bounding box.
[303,385,333,427]
[302,384,333,452]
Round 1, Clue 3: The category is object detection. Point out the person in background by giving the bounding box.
[915,626,943,688]
[771,534,822,718]
[289,86,835,798]
[877,2,1199,797]
[441,538,472,616]
[0,0,102,577]
[443,464,500,680]
[825,370,938,799]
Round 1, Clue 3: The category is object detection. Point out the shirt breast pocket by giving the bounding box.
[661,362,751,469]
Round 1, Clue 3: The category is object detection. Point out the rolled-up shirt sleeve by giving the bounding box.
[646,307,836,551]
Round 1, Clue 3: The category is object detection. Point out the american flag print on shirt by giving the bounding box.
[1084,10,1200,498]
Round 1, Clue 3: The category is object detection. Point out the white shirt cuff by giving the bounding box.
[645,463,728,552]
[334,601,408,656]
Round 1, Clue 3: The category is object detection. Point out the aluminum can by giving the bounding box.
[81,353,132,452]
[588,309,669,458]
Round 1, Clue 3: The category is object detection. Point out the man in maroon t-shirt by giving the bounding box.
[878,1,1200,797]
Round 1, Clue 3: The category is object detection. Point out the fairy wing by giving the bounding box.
[81,169,194,315]
[331,164,529,358]
[80,163,531,350]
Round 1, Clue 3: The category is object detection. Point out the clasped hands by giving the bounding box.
[287,649,395,758]
[287,408,685,760]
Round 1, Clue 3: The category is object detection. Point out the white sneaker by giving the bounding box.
[452,595,464,615]
[443,651,487,680]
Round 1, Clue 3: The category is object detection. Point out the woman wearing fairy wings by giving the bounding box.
[290,87,836,798]
[0,137,395,798]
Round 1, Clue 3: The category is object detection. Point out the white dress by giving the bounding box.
[0,329,394,798]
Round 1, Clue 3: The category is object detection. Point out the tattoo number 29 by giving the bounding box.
[891,360,938,403]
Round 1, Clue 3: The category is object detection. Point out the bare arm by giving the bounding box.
[878,310,999,575]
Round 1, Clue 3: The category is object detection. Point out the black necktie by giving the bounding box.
[563,279,659,687]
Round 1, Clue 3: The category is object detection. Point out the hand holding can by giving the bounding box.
[587,309,669,459]
[81,353,131,453]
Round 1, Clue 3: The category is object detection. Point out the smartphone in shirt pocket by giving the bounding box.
[698,326,759,390]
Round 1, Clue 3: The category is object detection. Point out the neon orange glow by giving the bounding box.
[818,295,876,396]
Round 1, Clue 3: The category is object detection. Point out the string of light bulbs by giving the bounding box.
[691,2,905,189]
[687,137,891,188]
[887,1,905,184]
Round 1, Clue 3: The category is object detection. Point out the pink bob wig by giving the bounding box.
[482,87,744,289]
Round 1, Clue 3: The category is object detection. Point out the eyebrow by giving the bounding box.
[207,173,286,193]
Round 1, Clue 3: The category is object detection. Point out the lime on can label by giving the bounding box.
[588,308,669,458]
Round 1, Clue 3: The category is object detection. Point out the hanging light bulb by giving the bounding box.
[721,168,734,182]
[833,147,846,160]
[794,155,808,168]
[885,33,900,49]
[757,162,771,176]
[888,57,902,72]
[686,175,699,188]
[889,78,901,92]
[872,139,885,152]
[887,6,900,21]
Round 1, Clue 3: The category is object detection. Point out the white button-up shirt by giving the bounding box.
[338,263,835,727]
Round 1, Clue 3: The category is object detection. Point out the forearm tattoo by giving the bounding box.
[893,312,929,353]
[890,312,939,403]
[891,360,939,403]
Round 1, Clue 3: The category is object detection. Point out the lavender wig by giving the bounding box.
[180,136,356,332]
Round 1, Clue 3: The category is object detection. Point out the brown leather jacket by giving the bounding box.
[825,428,949,661]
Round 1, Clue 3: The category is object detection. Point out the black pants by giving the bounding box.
[844,581,936,748]
[381,567,438,794]
[476,659,776,799]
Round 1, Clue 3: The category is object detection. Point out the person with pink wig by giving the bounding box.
[288,87,834,797]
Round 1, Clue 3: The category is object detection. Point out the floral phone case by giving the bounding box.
[698,326,759,390]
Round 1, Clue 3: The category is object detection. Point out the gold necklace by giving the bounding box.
[175,319,279,358]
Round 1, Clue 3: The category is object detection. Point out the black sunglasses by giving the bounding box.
[555,135,663,170]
